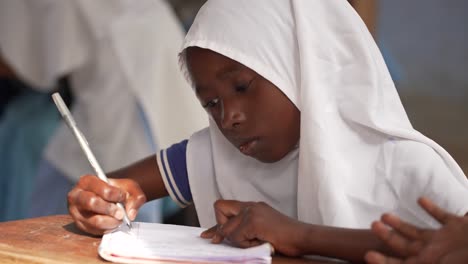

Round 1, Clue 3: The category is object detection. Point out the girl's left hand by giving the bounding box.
[200,200,306,256]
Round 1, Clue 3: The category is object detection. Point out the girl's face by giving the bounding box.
[186,47,300,163]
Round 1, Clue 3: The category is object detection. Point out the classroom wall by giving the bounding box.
[379,0,467,96]
[378,0,468,173]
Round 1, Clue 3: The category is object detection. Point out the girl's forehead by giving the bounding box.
[183,45,298,108]
[186,47,250,79]
[187,47,239,67]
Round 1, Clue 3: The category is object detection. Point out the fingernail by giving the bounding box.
[114,208,124,220]
[129,209,137,220]
[200,231,209,238]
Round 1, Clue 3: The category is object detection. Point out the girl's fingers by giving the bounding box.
[381,213,423,240]
[365,251,403,264]
[371,220,422,257]
[205,200,259,245]
[69,206,121,235]
[440,248,468,264]
[79,175,126,203]
[211,228,225,244]
[213,200,250,226]
[121,190,146,220]
[68,176,147,234]
[227,221,263,248]
[200,225,217,239]
[216,214,244,242]
[70,189,123,219]
[418,197,455,225]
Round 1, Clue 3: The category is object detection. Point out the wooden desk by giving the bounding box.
[0,215,341,264]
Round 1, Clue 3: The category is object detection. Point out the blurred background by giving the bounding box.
[0,0,466,223]
[377,0,468,173]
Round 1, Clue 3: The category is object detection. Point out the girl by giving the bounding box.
[67,0,468,262]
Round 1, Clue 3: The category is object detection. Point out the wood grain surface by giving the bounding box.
[0,215,345,264]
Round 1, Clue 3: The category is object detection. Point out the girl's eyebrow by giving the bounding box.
[195,64,242,94]
[216,65,242,80]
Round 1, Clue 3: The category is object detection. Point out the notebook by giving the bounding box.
[98,222,273,263]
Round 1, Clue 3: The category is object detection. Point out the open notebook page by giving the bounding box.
[98,222,272,264]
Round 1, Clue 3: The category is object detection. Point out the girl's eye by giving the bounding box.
[235,84,248,92]
[203,98,219,108]
[235,77,256,93]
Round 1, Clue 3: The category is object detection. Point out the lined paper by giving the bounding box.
[98,222,272,263]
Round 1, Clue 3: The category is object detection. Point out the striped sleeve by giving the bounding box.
[156,139,192,207]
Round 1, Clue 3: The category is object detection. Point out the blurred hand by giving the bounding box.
[365,197,468,264]
[67,174,146,235]
[200,200,306,256]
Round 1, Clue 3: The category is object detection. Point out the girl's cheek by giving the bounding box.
[209,108,221,121]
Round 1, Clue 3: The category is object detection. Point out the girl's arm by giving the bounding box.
[107,155,168,201]
[366,197,468,264]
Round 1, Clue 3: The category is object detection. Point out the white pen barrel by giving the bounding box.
[52,93,109,183]
[52,92,132,229]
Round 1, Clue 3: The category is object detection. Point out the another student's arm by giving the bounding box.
[366,197,468,264]
[295,221,393,263]
[201,200,394,263]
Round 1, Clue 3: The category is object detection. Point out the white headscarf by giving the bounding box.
[180,0,468,228]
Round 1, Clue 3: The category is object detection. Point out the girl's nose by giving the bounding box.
[220,99,246,130]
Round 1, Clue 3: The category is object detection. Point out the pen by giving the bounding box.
[51,92,133,229]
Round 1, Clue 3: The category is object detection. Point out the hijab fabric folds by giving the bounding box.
[180,0,468,228]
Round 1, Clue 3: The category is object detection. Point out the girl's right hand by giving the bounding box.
[67,174,147,235]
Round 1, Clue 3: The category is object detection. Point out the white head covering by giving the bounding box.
[0,0,208,180]
[180,0,468,228]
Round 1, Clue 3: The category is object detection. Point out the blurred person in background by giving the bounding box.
[0,0,206,222]
[0,52,62,222]
[0,54,22,116]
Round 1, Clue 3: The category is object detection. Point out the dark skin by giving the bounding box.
[0,54,16,78]
[365,197,468,264]
[67,157,166,235]
[186,47,300,163]
[67,47,393,263]
[348,0,378,37]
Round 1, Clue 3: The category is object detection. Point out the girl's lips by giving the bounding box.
[239,138,258,155]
